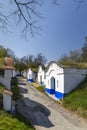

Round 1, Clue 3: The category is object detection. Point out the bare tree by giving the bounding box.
[0,0,58,37]
[74,0,86,10]
[34,53,47,67]
[69,49,82,62]
[0,0,85,36]
[81,37,87,62]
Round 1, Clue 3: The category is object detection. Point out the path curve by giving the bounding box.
[17,78,87,130]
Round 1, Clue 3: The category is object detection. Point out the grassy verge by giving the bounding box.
[11,78,20,100]
[59,61,87,69]
[0,110,34,130]
[37,85,45,93]
[0,77,35,130]
[32,80,87,120]
[63,78,87,119]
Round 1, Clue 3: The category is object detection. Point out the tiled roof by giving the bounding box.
[5,57,14,69]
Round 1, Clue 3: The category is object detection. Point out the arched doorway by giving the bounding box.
[50,77,55,94]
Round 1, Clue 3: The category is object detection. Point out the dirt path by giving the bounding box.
[16,78,87,130]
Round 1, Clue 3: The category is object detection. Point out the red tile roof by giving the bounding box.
[5,57,14,69]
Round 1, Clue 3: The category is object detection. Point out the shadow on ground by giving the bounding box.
[18,82,27,85]
[17,97,54,128]
[18,86,28,94]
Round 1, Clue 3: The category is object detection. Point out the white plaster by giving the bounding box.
[44,61,87,98]
[3,94,12,111]
[64,68,87,93]
[27,68,36,81]
[45,62,64,93]
[22,71,27,77]
[38,66,45,85]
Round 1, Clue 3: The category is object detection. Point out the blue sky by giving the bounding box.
[0,0,87,62]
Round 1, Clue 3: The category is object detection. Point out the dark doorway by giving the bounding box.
[50,77,55,94]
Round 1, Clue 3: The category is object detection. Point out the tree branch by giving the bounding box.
[0,0,58,37]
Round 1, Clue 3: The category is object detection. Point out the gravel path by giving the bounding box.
[17,78,87,130]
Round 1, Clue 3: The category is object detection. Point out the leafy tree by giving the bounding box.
[69,49,82,62]
[81,37,87,62]
[14,53,47,73]
[14,58,28,75]
[6,48,16,59]
[59,53,69,62]
[0,45,7,57]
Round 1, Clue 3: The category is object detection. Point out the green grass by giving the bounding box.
[37,85,45,93]
[11,78,18,86]
[0,79,34,130]
[63,77,87,119]
[11,78,20,100]
[59,61,87,68]
[11,86,20,100]
[0,110,34,130]
[0,83,4,105]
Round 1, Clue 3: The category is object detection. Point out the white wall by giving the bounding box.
[45,63,64,93]
[27,68,36,81]
[3,94,12,111]
[27,69,33,79]
[38,66,45,85]
[64,68,87,93]
[22,71,27,78]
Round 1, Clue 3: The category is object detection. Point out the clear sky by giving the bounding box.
[0,0,87,62]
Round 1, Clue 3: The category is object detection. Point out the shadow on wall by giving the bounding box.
[17,97,54,128]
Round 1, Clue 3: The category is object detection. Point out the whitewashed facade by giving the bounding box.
[45,61,87,99]
[27,68,36,82]
[38,66,45,85]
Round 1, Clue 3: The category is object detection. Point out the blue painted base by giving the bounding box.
[46,88,55,94]
[28,79,33,82]
[46,88,67,99]
[55,91,67,99]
